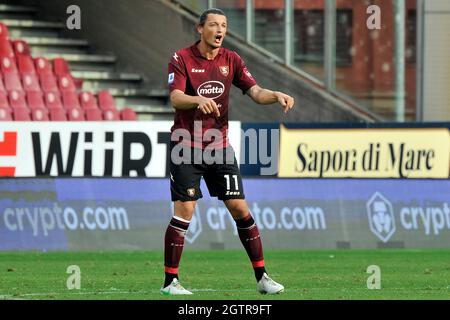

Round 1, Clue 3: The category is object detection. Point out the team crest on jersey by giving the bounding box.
[219,66,229,77]
[187,188,196,197]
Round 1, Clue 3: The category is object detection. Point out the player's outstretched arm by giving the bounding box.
[170,89,220,117]
[246,85,295,114]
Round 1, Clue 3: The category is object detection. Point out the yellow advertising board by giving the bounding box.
[278,126,450,178]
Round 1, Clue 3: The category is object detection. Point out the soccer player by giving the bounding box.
[161,8,295,295]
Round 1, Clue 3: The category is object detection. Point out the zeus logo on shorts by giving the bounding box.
[168,73,174,84]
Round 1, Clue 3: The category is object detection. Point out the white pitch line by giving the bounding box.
[0,287,448,299]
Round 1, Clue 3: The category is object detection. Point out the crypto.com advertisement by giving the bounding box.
[1,178,450,251]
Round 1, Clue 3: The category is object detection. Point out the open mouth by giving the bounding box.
[214,35,223,43]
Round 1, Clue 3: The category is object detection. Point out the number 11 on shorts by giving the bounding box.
[224,174,239,191]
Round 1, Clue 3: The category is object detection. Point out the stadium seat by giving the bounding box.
[85,108,103,121]
[0,23,9,41]
[62,91,80,109]
[17,55,36,74]
[31,107,49,121]
[44,91,63,110]
[0,39,14,58]
[12,40,31,56]
[121,107,138,121]
[1,56,18,73]
[58,75,76,92]
[39,74,59,93]
[22,74,41,92]
[3,73,23,91]
[103,109,120,121]
[13,107,31,121]
[0,91,10,110]
[98,91,117,110]
[79,91,98,109]
[0,77,6,92]
[67,107,85,121]
[0,106,12,121]
[8,90,27,110]
[53,57,70,76]
[49,108,67,121]
[34,57,53,76]
[27,91,46,110]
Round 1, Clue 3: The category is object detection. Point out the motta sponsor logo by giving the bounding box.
[0,131,17,177]
[197,81,225,100]
[367,192,450,242]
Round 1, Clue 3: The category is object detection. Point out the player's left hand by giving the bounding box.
[275,92,295,114]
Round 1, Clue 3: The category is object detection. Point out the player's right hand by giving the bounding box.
[196,96,220,118]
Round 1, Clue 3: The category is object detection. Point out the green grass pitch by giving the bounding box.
[1,249,450,300]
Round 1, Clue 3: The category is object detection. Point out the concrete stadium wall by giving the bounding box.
[17,0,365,122]
[423,0,450,121]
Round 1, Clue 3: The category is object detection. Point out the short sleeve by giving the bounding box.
[168,52,187,93]
[232,52,257,94]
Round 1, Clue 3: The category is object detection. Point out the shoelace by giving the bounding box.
[264,275,278,286]
[173,280,187,290]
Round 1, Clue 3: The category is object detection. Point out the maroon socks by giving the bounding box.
[164,216,190,287]
[235,213,266,281]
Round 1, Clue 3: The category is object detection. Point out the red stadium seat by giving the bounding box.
[85,108,103,121]
[79,91,98,109]
[39,74,58,93]
[1,56,17,73]
[49,108,67,121]
[8,90,27,110]
[13,107,30,121]
[31,107,49,121]
[0,39,14,58]
[0,91,10,110]
[62,91,80,109]
[11,40,31,56]
[0,77,6,92]
[44,91,63,110]
[27,91,46,110]
[22,74,41,92]
[58,75,76,92]
[17,55,36,74]
[98,91,117,110]
[120,107,137,121]
[34,57,53,75]
[67,107,85,121]
[103,109,120,121]
[0,106,12,121]
[3,73,23,91]
[0,23,9,41]
[53,57,70,76]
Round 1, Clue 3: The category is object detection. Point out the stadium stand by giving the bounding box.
[0,16,144,121]
[0,2,174,121]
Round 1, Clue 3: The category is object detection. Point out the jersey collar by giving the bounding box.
[191,40,224,60]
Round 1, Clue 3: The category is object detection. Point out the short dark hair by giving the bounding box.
[198,8,226,26]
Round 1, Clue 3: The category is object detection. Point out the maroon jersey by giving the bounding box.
[168,41,257,149]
